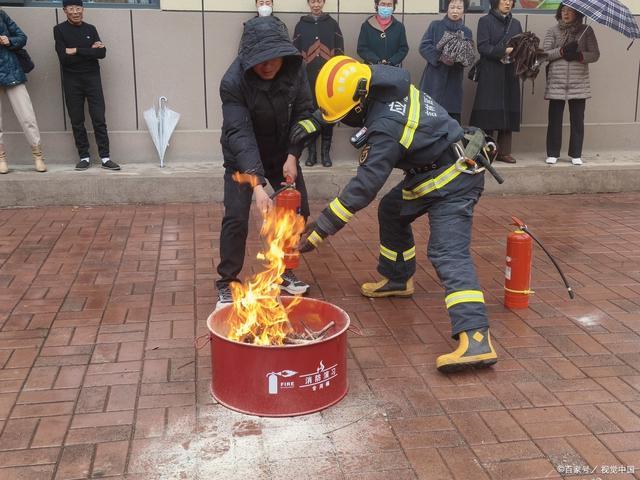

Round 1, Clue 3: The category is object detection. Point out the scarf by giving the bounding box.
[376,15,393,30]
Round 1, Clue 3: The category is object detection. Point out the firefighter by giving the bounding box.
[291,55,498,372]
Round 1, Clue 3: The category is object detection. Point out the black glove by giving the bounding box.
[563,41,578,53]
[298,221,328,253]
[563,50,582,62]
[289,110,323,146]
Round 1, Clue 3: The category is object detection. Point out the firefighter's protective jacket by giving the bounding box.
[315,65,465,237]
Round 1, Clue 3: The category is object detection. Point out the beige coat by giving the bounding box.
[543,22,600,100]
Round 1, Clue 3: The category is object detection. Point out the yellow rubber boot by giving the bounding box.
[436,327,498,373]
[32,144,47,173]
[0,149,7,174]
[360,277,414,298]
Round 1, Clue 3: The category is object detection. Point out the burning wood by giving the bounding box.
[240,320,336,346]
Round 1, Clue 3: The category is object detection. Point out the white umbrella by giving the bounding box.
[144,96,180,167]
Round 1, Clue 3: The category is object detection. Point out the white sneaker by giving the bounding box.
[545,157,558,164]
[280,269,310,295]
[571,157,583,165]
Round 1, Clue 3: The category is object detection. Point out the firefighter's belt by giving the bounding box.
[404,145,458,176]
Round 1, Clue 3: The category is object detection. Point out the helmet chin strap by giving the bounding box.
[353,78,369,103]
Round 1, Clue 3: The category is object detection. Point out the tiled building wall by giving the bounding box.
[1,5,639,163]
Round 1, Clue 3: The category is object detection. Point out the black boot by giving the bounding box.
[321,128,333,167]
[305,142,317,167]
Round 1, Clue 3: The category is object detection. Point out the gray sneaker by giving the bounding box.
[280,269,310,295]
[215,286,233,310]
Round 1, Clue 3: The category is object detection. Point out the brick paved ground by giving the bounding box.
[0,193,639,480]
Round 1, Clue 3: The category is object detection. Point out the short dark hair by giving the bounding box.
[555,3,584,22]
[374,0,398,7]
[445,0,470,11]
[490,0,515,10]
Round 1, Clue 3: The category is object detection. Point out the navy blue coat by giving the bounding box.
[419,16,472,115]
[357,16,409,67]
[469,10,522,131]
[0,10,27,87]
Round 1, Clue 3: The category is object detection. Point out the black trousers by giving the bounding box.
[63,72,110,159]
[216,165,310,289]
[546,99,586,158]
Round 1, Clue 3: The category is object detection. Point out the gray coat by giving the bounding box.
[543,22,599,100]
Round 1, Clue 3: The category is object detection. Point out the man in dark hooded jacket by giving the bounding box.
[292,55,498,373]
[216,16,317,309]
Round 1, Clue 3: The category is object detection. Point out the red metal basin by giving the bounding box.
[207,296,350,417]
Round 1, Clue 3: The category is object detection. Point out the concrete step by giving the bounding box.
[1,151,639,207]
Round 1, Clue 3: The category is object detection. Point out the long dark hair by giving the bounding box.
[555,3,585,22]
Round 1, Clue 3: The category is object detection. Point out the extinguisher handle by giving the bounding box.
[285,175,294,186]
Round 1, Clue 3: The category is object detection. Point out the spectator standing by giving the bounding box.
[419,0,473,123]
[54,0,119,171]
[543,3,599,166]
[293,0,344,167]
[357,0,409,67]
[216,16,318,308]
[469,0,522,163]
[0,9,46,174]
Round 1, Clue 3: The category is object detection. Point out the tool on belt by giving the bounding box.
[455,128,504,184]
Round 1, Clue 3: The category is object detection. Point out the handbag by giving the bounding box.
[0,11,34,74]
[468,59,481,82]
[15,49,34,74]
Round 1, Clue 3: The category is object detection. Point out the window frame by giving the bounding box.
[22,0,159,8]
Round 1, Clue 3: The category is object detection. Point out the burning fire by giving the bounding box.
[227,172,306,346]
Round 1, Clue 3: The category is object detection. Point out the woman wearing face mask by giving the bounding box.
[469,0,522,163]
[419,0,473,123]
[543,4,599,166]
[357,0,409,67]
[250,0,290,38]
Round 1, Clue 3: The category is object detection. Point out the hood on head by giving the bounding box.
[239,16,301,72]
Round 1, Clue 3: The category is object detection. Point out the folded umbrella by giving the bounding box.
[144,96,181,168]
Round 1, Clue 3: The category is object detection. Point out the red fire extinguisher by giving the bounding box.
[273,176,301,270]
[504,216,574,310]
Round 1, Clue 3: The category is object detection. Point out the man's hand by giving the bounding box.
[66,48,77,55]
[0,36,10,47]
[282,154,298,184]
[289,110,323,146]
[298,221,327,253]
[91,41,105,49]
[253,185,273,215]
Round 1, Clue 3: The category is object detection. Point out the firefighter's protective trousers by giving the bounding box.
[377,165,488,337]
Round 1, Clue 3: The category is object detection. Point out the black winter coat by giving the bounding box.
[469,10,522,132]
[220,16,314,183]
[419,16,472,115]
[0,10,27,87]
[357,16,409,67]
[293,14,343,104]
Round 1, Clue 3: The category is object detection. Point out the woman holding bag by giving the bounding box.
[543,3,599,166]
[469,0,522,163]
[0,9,46,174]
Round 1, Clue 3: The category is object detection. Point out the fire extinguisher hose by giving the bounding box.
[512,217,575,300]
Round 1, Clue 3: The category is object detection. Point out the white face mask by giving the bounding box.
[257,5,273,16]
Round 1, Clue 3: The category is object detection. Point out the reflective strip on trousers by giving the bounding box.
[402,163,463,200]
[329,198,353,223]
[399,86,421,149]
[380,244,416,262]
[403,246,416,261]
[308,231,323,247]
[445,290,485,309]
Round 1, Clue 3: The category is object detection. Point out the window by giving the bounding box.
[23,0,159,7]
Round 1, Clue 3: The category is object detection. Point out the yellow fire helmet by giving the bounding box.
[315,55,372,123]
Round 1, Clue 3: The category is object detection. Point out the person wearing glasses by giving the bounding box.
[469,0,522,163]
[54,0,120,171]
[357,0,409,67]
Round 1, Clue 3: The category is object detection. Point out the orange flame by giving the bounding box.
[227,173,306,345]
